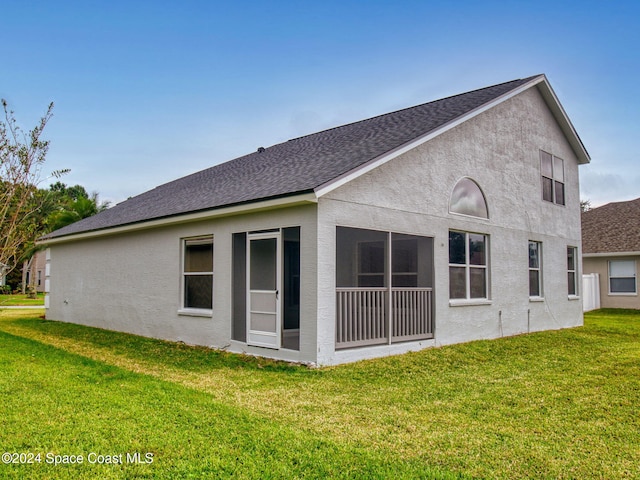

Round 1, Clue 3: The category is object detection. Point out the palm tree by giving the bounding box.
[48,190,110,231]
[19,186,110,293]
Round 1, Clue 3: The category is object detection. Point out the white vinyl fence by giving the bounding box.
[582,273,601,312]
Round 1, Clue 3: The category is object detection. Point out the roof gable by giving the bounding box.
[42,74,589,242]
[582,198,640,254]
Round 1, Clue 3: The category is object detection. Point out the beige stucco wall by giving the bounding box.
[27,250,47,292]
[316,86,584,365]
[583,256,640,309]
[46,204,318,364]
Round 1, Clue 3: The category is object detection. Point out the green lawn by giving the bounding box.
[0,309,638,479]
[0,294,45,307]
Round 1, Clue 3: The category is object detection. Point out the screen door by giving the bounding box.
[247,232,281,348]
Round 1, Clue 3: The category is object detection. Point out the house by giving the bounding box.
[39,74,590,366]
[582,198,640,310]
[24,250,47,293]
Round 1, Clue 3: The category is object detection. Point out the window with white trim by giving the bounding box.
[449,231,488,300]
[450,177,488,218]
[183,236,214,310]
[540,150,565,205]
[609,260,637,294]
[567,246,578,296]
[528,241,542,297]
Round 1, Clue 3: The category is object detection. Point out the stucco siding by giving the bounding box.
[316,87,583,365]
[47,204,318,364]
[46,84,586,367]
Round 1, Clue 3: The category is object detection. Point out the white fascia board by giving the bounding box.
[583,251,640,258]
[315,76,547,198]
[39,193,318,246]
[535,76,591,164]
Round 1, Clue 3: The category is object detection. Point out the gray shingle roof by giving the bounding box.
[582,198,640,254]
[43,75,542,240]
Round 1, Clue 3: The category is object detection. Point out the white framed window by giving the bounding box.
[528,241,543,298]
[540,150,565,205]
[450,177,489,218]
[182,236,214,310]
[567,246,578,296]
[449,231,489,300]
[609,260,637,294]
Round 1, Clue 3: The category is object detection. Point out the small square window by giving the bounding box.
[183,236,213,310]
[609,260,637,294]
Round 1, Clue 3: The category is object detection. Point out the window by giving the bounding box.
[183,236,213,310]
[567,247,578,296]
[528,241,542,297]
[450,177,489,218]
[449,231,488,300]
[609,260,637,294]
[540,151,565,205]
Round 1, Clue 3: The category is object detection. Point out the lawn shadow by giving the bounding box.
[7,316,311,375]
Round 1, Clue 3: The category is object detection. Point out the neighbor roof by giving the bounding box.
[42,74,588,241]
[582,198,640,254]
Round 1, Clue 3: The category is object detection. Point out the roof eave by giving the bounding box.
[583,251,640,258]
[38,192,318,246]
[534,75,591,164]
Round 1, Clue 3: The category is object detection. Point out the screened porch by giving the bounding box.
[336,227,434,349]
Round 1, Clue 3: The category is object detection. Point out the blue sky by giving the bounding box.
[2,0,638,207]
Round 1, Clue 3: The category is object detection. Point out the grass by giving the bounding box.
[0,309,638,479]
[0,294,45,307]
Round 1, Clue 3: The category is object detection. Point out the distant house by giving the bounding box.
[39,74,590,365]
[23,250,47,293]
[582,198,640,310]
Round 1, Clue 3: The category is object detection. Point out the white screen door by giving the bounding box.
[247,232,281,348]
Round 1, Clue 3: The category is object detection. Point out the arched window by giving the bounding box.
[450,178,488,218]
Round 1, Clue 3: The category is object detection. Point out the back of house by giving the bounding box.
[40,74,590,365]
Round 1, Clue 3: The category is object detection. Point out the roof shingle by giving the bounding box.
[44,75,542,239]
[582,198,640,254]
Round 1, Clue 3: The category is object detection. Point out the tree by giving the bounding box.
[0,99,66,277]
[46,183,110,231]
[49,181,89,202]
[15,183,109,294]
